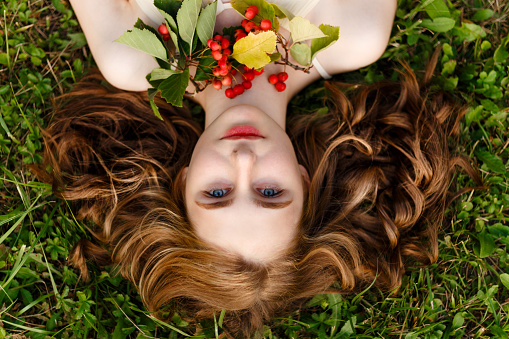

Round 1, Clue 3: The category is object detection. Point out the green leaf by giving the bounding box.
[423,0,450,19]
[269,52,281,63]
[501,273,509,290]
[149,68,182,81]
[488,223,509,238]
[471,9,494,21]
[177,0,201,54]
[310,24,339,59]
[197,2,217,47]
[231,31,277,69]
[158,8,178,33]
[453,23,486,42]
[338,316,356,336]
[194,56,216,81]
[158,69,190,107]
[290,43,311,66]
[478,230,496,258]
[465,105,483,127]
[475,150,506,174]
[115,28,167,60]
[421,17,455,33]
[452,312,465,330]
[494,44,508,64]
[148,88,163,120]
[289,16,327,44]
[154,0,182,18]
[0,53,9,66]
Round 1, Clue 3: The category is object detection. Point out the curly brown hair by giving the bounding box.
[36,52,480,337]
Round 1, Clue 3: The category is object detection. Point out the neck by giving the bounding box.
[195,65,290,129]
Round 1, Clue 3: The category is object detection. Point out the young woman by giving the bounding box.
[40,0,478,337]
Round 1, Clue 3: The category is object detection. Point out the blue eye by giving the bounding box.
[206,189,230,198]
[260,188,282,197]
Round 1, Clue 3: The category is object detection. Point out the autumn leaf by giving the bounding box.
[231,31,277,69]
[289,16,326,44]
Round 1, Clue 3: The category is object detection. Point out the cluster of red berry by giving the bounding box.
[234,5,272,41]
[159,5,288,99]
[158,24,171,41]
[206,34,239,97]
[268,72,288,92]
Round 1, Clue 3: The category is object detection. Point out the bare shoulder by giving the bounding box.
[70,0,158,91]
[306,0,397,75]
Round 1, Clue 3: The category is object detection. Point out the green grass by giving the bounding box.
[1,0,508,337]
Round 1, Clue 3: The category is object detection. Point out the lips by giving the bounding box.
[222,125,263,139]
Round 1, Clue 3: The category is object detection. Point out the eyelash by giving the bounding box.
[258,187,284,197]
[204,188,232,198]
[203,187,284,198]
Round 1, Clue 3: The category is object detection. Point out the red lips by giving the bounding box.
[222,125,263,139]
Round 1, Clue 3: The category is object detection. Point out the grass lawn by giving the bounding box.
[1,0,508,337]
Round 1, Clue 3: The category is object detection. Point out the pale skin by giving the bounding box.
[69,0,397,262]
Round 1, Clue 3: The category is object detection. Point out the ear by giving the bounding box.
[299,165,310,188]
[182,167,189,183]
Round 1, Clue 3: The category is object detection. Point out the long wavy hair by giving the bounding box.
[37,52,480,337]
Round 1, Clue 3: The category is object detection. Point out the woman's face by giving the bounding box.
[184,105,309,262]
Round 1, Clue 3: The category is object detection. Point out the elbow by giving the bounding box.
[94,48,157,92]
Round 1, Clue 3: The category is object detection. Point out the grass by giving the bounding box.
[1,0,508,337]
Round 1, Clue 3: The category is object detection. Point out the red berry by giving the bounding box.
[210,41,221,51]
[225,88,235,98]
[207,38,213,48]
[242,81,252,89]
[260,19,272,31]
[221,38,230,49]
[243,71,255,81]
[233,84,245,95]
[275,82,286,92]
[221,75,232,86]
[212,68,221,77]
[214,34,222,41]
[247,5,259,15]
[218,60,227,69]
[162,34,171,41]
[244,21,255,32]
[223,48,232,56]
[235,29,244,37]
[242,19,249,27]
[268,74,278,84]
[277,72,288,82]
[243,66,252,72]
[230,69,237,76]
[253,68,264,76]
[212,50,223,60]
[212,80,222,90]
[245,9,256,19]
[236,32,247,41]
[219,67,229,76]
[158,24,169,35]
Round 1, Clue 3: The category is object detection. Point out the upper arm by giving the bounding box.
[307,0,397,74]
[70,0,159,91]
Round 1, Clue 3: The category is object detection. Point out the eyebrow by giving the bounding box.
[195,198,293,210]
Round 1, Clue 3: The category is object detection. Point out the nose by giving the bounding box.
[231,147,256,164]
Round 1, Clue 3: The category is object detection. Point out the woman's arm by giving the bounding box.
[306,0,397,75]
[70,0,159,91]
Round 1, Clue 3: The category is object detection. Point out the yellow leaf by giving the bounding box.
[231,31,277,70]
[289,16,327,43]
